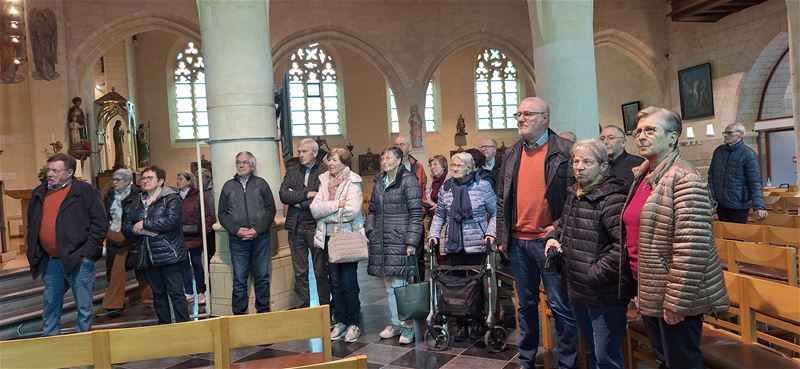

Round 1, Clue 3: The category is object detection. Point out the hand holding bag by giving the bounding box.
[394,256,430,321]
[327,182,369,264]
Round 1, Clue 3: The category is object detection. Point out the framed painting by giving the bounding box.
[678,63,715,120]
[358,149,380,176]
[621,101,640,135]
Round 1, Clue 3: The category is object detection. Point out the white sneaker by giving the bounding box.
[185,293,194,302]
[344,325,361,343]
[398,326,414,344]
[198,293,206,305]
[379,324,403,339]
[330,323,347,341]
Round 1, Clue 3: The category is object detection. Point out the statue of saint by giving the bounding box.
[30,8,59,81]
[456,114,467,136]
[67,97,86,147]
[136,122,150,167]
[408,105,423,148]
[112,120,125,169]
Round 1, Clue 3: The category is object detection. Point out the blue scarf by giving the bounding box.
[445,171,477,253]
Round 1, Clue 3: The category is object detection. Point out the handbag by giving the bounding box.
[327,182,369,264]
[182,223,200,235]
[394,256,430,321]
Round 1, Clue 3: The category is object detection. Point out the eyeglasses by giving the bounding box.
[479,145,496,149]
[512,111,546,119]
[634,126,674,138]
[235,160,251,165]
[571,159,598,167]
[722,131,742,136]
[599,135,622,142]
[141,176,156,182]
[112,178,126,182]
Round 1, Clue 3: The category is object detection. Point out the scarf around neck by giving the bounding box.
[445,171,478,253]
[110,184,132,231]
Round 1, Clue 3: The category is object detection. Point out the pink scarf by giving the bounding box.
[328,171,345,198]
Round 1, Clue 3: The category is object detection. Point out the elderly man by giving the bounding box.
[708,123,767,223]
[218,151,277,314]
[27,153,108,336]
[558,130,577,142]
[279,138,330,308]
[496,97,578,369]
[478,137,501,191]
[600,124,644,188]
[394,135,428,202]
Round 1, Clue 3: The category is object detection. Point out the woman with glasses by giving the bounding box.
[123,165,189,324]
[621,107,727,369]
[428,152,497,341]
[543,139,631,369]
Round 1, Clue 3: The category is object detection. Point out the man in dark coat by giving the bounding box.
[478,138,501,192]
[708,123,767,223]
[27,153,108,336]
[279,138,330,308]
[600,125,644,189]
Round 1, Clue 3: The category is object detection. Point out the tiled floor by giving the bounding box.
[79,262,570,369]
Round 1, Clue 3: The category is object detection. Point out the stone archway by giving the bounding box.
[734,32,790,128]
[593,29,666,95]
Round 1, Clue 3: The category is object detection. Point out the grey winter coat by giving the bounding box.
[218,174,277,237]
[428,177,497,254]
[365,166,424,277]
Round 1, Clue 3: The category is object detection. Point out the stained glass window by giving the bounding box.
[287,43,341,136]
[174,42,208,140]
[475,48,518,130]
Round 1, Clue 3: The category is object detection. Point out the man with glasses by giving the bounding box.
[496,97,578,369]
[26,153,108,336]
[478,138,500,192]
[218,151,277,314]
[600,125,644,189]
[707,123,767,223]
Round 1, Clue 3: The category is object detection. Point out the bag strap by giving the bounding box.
[333,178,354,233]
[403,255,419,284]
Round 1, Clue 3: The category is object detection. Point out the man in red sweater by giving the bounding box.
[26,153,108,336]
[496,97,578,369]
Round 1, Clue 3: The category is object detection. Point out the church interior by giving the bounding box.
[0,0,799,368]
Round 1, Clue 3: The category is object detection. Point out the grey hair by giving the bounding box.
[451,152,476,173]
[571,138,609,165]
[299,138,319,153]
[178,171,197,189]
[113,168,133,183]
[637,106,682,139]
[236,151,257,169]
[602,124,625,137]
[725,122,745,133]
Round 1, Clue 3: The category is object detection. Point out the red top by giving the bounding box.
[513,143,553,240]
[39,184,72,257]
[623,178,651,280]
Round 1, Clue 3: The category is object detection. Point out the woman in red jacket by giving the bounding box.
[177,171,216,305]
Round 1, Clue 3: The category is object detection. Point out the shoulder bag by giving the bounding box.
[394,256,430,321]
[327,180,369,264]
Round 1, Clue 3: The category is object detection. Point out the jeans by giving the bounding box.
[145,261,189,324]
[572,304,627,369]
[641,314,703,369]
[384,276,413,328]
[182,248,206,294]
[716,206,749,224]
[509,237,578,369]
[329,261,361,326]
[229,233,271,314]
[289,228,330,307]
[42,258,96,336]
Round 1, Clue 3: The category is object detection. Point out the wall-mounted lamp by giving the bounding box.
[95,83,106,90]
[10,35,22,43]
[9,20,21,29]
[706,123,715,137]
[686,127,695,140]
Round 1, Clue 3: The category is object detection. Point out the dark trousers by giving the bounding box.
[572,304,627,369]
[145,262,189,324]
[446,251,485,266]
[328,259,361,326]
[182,248,206,294]
[641,314,703,369]
[229,234,271,314]
[289,228,330,307]
[716,206,749,224]
[510,238,578,369]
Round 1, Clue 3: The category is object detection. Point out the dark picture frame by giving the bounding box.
[358,149,380,176]
[678,63,715,120]
[621,101,640,135]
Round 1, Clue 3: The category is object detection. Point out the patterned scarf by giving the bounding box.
[110,184,131,231]
[328,170,346,199]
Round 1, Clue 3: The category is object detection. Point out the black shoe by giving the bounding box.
[454,324,468,342]
[99,308,122,317]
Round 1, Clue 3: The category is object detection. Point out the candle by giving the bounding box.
[51,134,55,143]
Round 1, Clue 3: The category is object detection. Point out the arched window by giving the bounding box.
[173,42,208,140]
[288,43,341,136]
[388,81,437,133]
[475,48,518,130]
[758,49,792,120]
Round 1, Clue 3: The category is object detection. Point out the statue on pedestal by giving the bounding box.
[454,114,467,149]
[136,121,150,168]
[67,97,87,149]
[409,105,423,148]
[112,120,125,169]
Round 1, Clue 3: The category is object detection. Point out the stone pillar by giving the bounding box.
[198,0,294,315]
[527,0,599,139]
[786,0,800,184]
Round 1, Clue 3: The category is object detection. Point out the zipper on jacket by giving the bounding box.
[660,257,670,272]
[242,178,251,228]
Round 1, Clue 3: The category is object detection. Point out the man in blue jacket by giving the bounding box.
[708,123,768,223]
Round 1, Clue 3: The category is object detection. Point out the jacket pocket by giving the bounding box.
[660,257,671,273]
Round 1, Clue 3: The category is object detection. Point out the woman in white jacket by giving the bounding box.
[310,148,365,343]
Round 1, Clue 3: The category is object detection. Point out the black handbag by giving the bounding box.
[394,256,430,321]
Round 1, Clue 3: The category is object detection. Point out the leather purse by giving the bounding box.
[394,256,430,321]
[327,186,368,264]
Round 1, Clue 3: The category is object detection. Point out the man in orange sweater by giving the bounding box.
[496,97,577,369]
[26,153,108,336]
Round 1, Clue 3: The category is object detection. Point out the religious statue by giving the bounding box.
[136,121,150,167]
[30,8,59,81]
[67,97,87,148]
[454,114,468,149]
[112,120,125,169]
[408,105,423,148]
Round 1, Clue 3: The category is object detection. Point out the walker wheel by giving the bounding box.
[424,325,449,351]
[485,326,508,353]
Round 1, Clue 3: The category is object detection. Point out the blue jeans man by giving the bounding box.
[42,258,95,336]
[572,304,627,369]
[229,234,271,314]
[510,238,578,369]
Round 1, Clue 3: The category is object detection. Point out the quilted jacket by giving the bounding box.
[707,141,765,210]
[623,150,729,317]
[428,176,497,254]
[310,168,365,250]
[123,186,187,267]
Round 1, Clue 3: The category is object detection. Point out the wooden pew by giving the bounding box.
[785,197,800,215]
[740,275,800,362]
[766,226,800,247]
[286,355,368,369]
[0,331,105,369]
[703,271,743,336]
[756,214,800,228]
[715,221,766,243]
[729,241,798,286]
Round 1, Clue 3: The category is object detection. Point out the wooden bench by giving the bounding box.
[756,214,800,228]
[286,355,368,369]
[0,330,104,369]
[729,241,798,286]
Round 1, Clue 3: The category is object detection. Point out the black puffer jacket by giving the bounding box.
[708,141,765,210]
[123,187,187,267]
[547,177,633,306]
[366,166,424,277]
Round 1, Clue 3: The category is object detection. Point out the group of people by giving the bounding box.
[30,93,774,369]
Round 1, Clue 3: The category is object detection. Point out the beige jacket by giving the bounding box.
[631,150,729,317]
[310,168,365,250]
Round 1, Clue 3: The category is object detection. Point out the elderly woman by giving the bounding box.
[176,171,215,305]
[428,152,496,341]
[543,139,631,369]
[366,146,423,345]
[310,148,364,343]
[426,155,448,211]
[123,165,189,324]
[623,107,728,369]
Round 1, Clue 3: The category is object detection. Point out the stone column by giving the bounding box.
[198,0,293,315]
[527,0,599,139]
[786,0,800,184]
